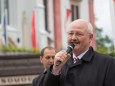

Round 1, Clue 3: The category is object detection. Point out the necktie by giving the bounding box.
[73,57,78,64]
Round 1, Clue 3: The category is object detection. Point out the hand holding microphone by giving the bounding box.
[56,43,75,66]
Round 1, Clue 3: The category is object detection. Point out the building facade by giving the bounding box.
[0,0,96,51]
[0,0,96,85]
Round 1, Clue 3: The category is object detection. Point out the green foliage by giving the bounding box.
[109,52,115,57]
[96,27,115,56]
[0,46,41,53]
[96,46,108,54]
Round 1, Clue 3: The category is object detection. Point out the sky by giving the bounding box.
[94,0,113,39]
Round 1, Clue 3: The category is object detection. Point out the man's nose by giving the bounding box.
[49,57,54,62]
[71,34,77,39]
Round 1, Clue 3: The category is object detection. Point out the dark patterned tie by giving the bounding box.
[73,57,78,64]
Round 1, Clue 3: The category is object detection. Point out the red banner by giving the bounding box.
[66,9,72,20]
[64,9,71,31]
[31,10,36,49]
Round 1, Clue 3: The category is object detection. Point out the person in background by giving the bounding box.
[35,19,115,86]
[32,46,56,86]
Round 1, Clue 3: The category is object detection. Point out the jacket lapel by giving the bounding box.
[81,47,94,62]
[67,47,94,68]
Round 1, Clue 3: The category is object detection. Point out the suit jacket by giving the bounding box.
[32,71,46,86]
[35,47,115,86]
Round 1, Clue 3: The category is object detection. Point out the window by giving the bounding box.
[44,0,53,46]
[71,5,79,21]
[0,0,9,24]
[44,0,49,32]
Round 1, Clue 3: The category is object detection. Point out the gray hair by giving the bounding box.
[87,22,93,34]
[67,19,94,34]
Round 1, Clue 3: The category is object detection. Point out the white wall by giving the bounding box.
[47,0,55,47]
[60,0,71,49]
[35,0,48,49]
[2,0,53,49]
[80,0,89,21]
[16,0,36,48]
[8,0,36,48]
[109,0,115,50]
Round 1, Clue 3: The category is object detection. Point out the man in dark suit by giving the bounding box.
[34,19,115,86]
[32,46,56,86]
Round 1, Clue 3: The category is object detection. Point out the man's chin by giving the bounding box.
[74,45,81,50]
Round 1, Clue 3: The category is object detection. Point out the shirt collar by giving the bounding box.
[73,48,89,59]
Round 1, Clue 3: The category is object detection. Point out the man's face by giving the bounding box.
[67,21,93,54]
[40,49,56,69]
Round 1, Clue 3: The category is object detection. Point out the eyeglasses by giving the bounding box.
[67,32,84,37]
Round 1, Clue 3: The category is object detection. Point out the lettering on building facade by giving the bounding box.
[0,75,38,85]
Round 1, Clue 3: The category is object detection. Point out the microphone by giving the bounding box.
[56,43,75,66]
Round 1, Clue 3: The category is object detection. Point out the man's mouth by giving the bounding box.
[71,41,80,45]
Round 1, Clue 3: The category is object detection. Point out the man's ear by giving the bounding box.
[40,56,43,63]
[90,34,93,39]
[89,34,93,44]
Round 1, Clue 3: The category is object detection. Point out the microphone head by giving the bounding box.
[70,43,75,49]
[66,43,75,53]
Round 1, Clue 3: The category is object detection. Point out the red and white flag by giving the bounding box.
[64,9,71,31]
[31,10,36,49]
